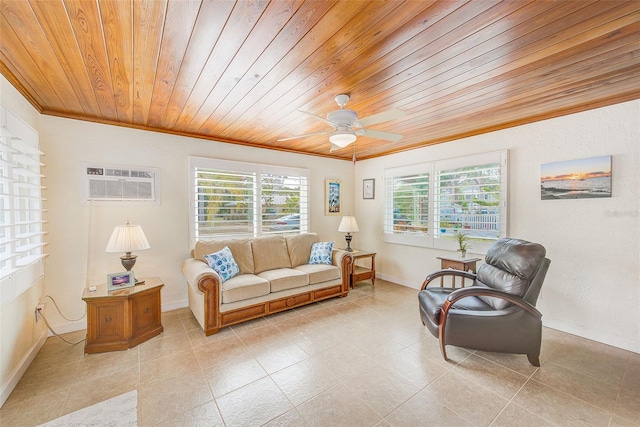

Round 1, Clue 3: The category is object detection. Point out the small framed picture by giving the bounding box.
[107,271,135,292]
[363,178,375,199]
[325,179,342,215]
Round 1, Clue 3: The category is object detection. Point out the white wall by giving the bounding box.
[0,76,46,406]
[39,116,354,332]
[354,99,640,353]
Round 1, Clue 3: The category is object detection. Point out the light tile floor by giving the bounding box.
[1,280,639,426]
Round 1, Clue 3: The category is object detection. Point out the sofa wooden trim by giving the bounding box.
[196,252,352,336]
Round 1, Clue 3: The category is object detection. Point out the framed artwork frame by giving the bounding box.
[363,178,375,199]
[107,271,135,291]
[325,179,342,215]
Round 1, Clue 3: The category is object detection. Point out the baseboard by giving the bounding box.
[0,329,47,408]
[542,318,639,354]
[375,272,419,289]
[162,299,188,312]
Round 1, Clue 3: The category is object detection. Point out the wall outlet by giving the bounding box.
[35,302,46,322]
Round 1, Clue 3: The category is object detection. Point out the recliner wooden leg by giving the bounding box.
[527,353,540,367]
[439,340,449,362]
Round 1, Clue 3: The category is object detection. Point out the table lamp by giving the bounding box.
[338,215,359,252]
[105,220,150,283]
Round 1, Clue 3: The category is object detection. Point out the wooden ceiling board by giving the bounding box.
[240,1,469,144]
[195,0,339,135]
[64,0,120,119]
[29,0,103,117]
[132,0,166,125]
[99,0,134,122]
[146,0,200,127]
[216,0,404,141]
[171,0,270,131]
[0,0,638,160]
[0,16,48,109]
[1,0,82,113]
[160,0,235,128]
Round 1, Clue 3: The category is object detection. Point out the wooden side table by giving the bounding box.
[350,250,376,288]
[82,277,164,353]
[436,256,481,287]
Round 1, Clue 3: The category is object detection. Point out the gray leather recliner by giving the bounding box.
[418,238,551,366]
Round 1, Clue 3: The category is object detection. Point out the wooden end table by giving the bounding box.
[82,277,164,353]
[349,250,376,288]
[436,256,481,287]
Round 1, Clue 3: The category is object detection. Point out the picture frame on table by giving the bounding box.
[363,178,375,199]
[107,271,135,292]
[325,179,342,215]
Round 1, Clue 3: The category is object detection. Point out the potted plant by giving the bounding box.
[454,230,470,257]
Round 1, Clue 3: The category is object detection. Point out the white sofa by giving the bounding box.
[181,233,353,335]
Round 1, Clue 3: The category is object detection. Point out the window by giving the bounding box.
[384,163,432,248]
[0,106,45,305]
[189,157,308,243]
[384,150,508,253]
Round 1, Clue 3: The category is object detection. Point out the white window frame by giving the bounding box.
[188,156,309,245]
[384,150,508,254]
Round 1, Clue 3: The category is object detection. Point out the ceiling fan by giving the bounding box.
[277,94,406,151]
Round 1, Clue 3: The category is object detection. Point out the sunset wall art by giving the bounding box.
[541,155,612,200]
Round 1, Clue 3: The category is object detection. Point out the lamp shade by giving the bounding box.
[105,221,150,253]
[329,130,357,148]
[338,215,359,233]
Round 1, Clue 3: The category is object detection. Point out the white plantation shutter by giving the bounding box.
[261,173,308,235]
[384,150,508,253]
[0,106,46,305]
[194,167,256,240]
[189,157,309,243]
[384,163,432,248]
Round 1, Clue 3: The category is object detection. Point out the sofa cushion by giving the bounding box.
[294,264,340,284]
[258,268,309,292]
[285,233,319,267]
[309,241,334,265]
[195,239,255,274]
[251,236,291,274]
[221,274,270,304]
[203,246,239,282]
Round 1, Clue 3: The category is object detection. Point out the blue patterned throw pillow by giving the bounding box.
[203,246,240,282]
[309,241,334,265]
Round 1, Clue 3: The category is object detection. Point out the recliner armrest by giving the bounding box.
[443,287,541,319]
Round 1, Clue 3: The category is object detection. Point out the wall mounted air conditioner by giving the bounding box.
[82,163,158,204]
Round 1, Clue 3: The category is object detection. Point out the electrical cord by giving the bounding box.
[38,311,85,345]
[37,295,86,345]
[44,295,86,322]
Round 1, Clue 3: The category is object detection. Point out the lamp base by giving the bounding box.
[120,253,137,271]
[119,253,144,284]
[344,233,353,252]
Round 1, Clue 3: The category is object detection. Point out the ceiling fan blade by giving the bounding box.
[358,109,406,127]
[277,131,329,142]
[360,128,403,142]
[298,110,334,126]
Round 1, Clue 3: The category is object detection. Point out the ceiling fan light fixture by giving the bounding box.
[329,130,357,148]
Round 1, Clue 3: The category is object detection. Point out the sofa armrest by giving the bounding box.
[182,257,221,288]
[181,258,221,335]
[332,248,353,295]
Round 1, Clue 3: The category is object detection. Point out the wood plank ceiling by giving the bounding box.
[1,0,639,161]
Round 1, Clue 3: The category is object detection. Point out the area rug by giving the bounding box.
[38,390,137,427]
